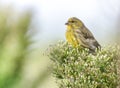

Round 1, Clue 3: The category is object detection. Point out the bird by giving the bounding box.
[65,17,101,52]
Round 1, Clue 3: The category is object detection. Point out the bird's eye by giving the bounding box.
[71,21,74,23]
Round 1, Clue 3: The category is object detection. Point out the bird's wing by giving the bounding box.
[75,28,101,51]
[80,25,101,48]
[81,26,95,39]
[75,30,92,48]
[86,39,101,50]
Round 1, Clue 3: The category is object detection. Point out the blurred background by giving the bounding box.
[0,0,120,88]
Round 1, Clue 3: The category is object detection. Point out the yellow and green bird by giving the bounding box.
[65,17,101,52]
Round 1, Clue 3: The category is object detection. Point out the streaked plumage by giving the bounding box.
[65,17,100,52]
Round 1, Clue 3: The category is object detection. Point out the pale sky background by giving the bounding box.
[0,0,120,47]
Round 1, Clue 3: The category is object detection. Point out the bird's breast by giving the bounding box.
[65,30,79,47]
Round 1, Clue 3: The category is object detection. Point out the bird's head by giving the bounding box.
[65,17,84,29]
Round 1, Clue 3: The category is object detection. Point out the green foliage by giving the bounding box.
[48,41,120,88]
[0,9,52,88]
[0,9,32,88]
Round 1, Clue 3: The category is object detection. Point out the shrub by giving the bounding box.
[48,41,120,88]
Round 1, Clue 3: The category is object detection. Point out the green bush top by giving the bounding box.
[48,41,120,88]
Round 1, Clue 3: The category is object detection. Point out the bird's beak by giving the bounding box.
[65,22,68,25]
